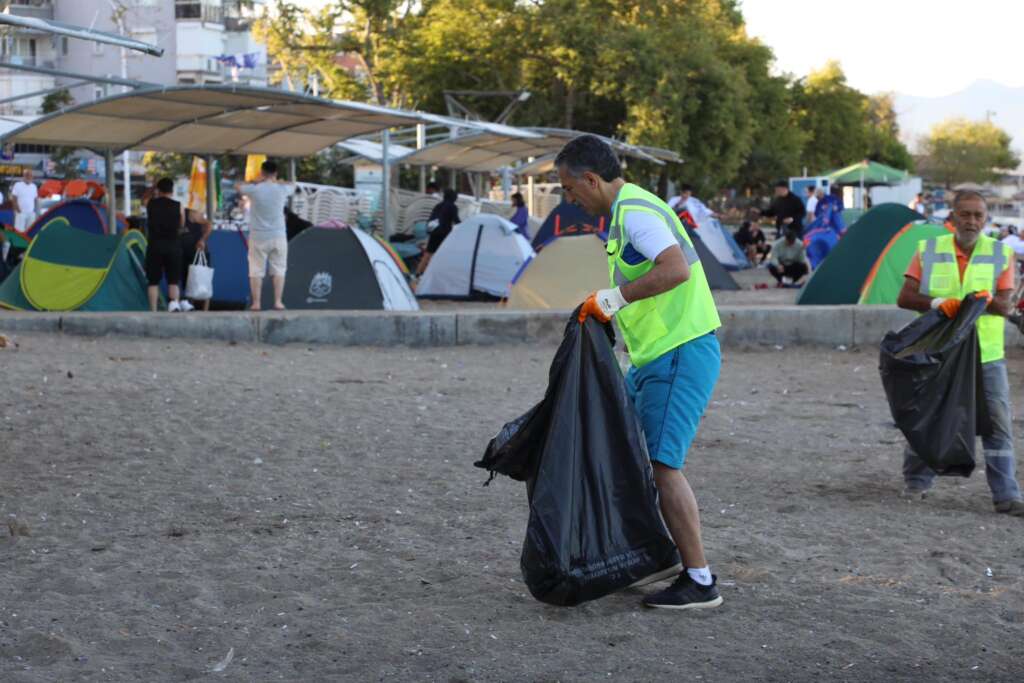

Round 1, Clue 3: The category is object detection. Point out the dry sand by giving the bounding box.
[0,332,1022,682]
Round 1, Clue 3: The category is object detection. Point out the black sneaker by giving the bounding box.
[642,572,723,610]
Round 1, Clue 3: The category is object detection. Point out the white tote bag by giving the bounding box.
[185,250,214,301]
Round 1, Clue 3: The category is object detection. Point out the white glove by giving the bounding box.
[595,287,628,318]
[929,298,945,310]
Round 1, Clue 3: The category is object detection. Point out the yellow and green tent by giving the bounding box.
[0,218,150,311]
[858,223,953,304]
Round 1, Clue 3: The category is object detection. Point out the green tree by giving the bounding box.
[791,61,870,172]
[919,117,1020,188]
[40,89,80,179]
[865,93,913,171]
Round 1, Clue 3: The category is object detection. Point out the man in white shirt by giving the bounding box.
[236,160,296,311]
[804,186,819,225]
[1002,227,1024,256]
[12,169,38,233]
[667,184,714,225]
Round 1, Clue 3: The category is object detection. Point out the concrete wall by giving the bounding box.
[2,306,1021,353]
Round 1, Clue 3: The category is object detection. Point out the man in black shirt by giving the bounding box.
[145,177,186,312]
[762,180,806,238]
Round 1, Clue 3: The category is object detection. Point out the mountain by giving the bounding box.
[894,80,1024,154]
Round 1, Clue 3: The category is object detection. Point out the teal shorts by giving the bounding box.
[625,332,721,470]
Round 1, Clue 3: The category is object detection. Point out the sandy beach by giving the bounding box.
[1,331,1022,681]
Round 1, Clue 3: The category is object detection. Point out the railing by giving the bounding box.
[291,183,522,237]
[6,1,54,21]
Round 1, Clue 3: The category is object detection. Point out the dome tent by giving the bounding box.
[506,234,608,309]
[417,214,533,300]
[261,226,417,310]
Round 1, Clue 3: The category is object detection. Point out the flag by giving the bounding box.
[187,156,207,213]
[245,154,266,182]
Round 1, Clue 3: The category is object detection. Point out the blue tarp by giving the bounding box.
[532,201,608,249]
[206,230,250,305]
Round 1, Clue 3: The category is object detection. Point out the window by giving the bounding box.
[175,0,223,23]
[61,37,68,56]
[94,86,105,101]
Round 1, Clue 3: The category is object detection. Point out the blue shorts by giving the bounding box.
[625,333,721,470]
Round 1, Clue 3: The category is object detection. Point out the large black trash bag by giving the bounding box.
[475,309,680,606]
[879,294,992,477]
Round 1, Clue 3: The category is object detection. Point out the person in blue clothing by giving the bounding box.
[509,192,529,240]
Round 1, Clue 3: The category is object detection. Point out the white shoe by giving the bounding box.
[168,300,181,312]
[179,300,195,312]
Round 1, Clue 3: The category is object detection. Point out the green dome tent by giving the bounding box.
[796,204,924,305]
[859,223,951,305]
[0,219,149,311]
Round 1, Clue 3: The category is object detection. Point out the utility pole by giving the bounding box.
[110,0,131,222]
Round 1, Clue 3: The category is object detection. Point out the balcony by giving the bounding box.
[5,1,54,21]
[3,55,55,69]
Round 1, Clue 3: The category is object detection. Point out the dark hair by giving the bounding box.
[774,180,789,189]
[785,227,800,241]
[805,185,815,193]
[680,183,693,193]
[156,177,174,193]
[511,192,524,207]
[442,188,458,203]
[953,190,986,208]
[426,181,439,192]
[261,160,278,176]
[554,134,622,182]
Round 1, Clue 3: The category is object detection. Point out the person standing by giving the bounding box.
[236,160,295,311]
[181,208,213,311]
[762,180,805,237]
[804,185,819,225]
[561,135,724,611]
[668,183,714,225]
[415,188,460,277]
[509,192,529,240]
[12,169,38,234]
[896,190,1022,515]
[144,178,185,312]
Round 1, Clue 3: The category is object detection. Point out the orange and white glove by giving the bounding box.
[578,287,628,324]
[931,297,960,319]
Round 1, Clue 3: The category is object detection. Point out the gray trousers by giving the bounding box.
[903,360,1022,503]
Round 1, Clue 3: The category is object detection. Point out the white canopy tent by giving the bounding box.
[0,85,487,235]
[399,127,669,173]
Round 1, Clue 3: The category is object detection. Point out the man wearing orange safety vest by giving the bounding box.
[897,190,1022,515]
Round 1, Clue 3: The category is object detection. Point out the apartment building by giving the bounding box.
[0,0,268,116]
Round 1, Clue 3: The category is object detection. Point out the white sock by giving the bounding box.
[687,566,713,586]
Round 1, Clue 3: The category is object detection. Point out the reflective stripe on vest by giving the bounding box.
[609,198,699,287]
[606,183,720,368]
[918,234,1009,363]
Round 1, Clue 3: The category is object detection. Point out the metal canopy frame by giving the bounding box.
[0,13,163,56]
[0,85,482,234]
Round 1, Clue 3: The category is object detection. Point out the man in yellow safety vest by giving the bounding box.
[897,190,1022,515]
[557,135,724,610]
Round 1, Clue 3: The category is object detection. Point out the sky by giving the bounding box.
[741,0,1024,97]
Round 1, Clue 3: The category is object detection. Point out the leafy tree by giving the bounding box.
[865,93,914,171]
[142,152,193,181]
[919,117,1020,188]
[40,89,80,179]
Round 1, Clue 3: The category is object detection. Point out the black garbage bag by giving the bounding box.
[475,309,680,606]
[879,294,991,477]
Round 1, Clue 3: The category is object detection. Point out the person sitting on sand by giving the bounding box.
[768,228,809,287]
[734,213,770,266]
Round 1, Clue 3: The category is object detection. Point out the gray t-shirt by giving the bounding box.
[240,181,295,237]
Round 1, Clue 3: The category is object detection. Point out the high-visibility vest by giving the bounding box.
[606,183,720,368]
[918,233,1012,363]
